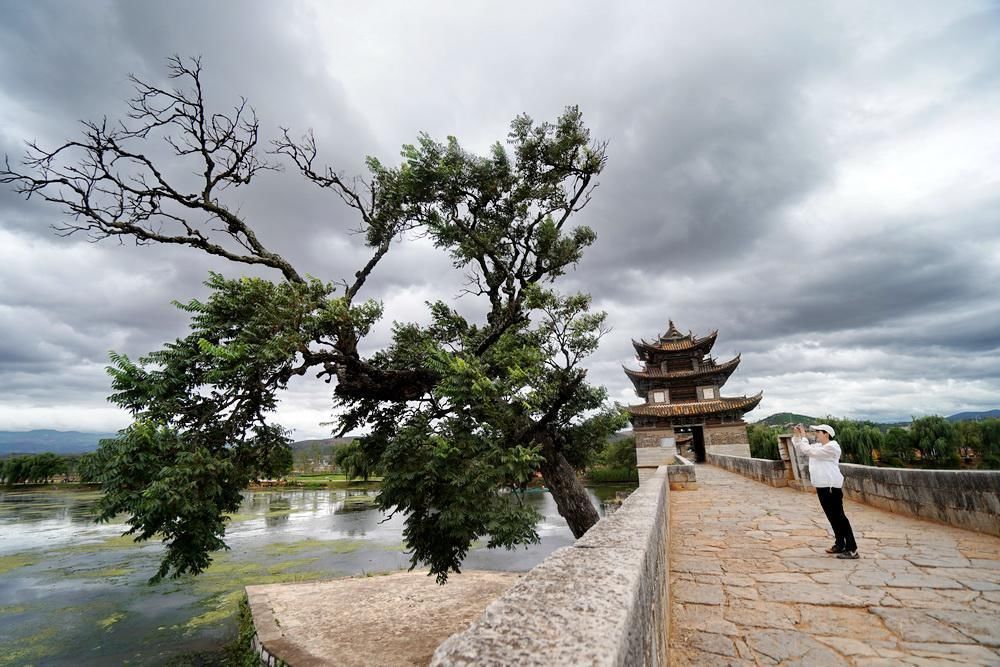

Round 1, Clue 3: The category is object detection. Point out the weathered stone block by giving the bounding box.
[432,469,671,666]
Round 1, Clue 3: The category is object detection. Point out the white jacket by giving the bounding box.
[792,436,845,488]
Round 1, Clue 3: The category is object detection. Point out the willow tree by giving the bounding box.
[1,57,625,582]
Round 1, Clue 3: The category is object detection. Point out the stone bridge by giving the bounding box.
[247,461,1000,666]
[669,464,1000,665]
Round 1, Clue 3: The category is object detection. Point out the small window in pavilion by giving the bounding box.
[650,390,668,404]
[702,387,715,400]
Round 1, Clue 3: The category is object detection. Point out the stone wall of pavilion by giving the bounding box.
[634,428,676,482]
[705,424,751,457]
[635,429,672,448]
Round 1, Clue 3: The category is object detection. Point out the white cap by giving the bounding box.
[810,424,836,437]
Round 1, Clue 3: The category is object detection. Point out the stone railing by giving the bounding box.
[431,466,671,666]
[838,464,1000,536]
[667,454,697,490]
[707,435,1000,537]
[706,451,789,487]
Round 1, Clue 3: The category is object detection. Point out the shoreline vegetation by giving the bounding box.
[5,411,997,489]
[748,415,1000,470]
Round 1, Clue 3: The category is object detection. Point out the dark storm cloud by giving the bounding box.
[1,0,998,433]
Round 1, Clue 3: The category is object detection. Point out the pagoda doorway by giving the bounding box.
[675,425,706,463]
[691,426,706,463]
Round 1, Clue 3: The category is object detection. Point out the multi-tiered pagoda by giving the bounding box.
[625,321,761,467]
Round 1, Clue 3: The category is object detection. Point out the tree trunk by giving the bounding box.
[539,443,599,538]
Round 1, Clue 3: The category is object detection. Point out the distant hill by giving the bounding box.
[947,410,1000,422]
[755,413,817,426]
[0,430,118,456]
[291,436,358,451]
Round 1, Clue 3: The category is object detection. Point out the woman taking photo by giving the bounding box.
[791,424,859,559]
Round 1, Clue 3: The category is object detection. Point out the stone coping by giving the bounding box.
[668,455,697,490]
[707,451,789,487]
[431,466,671,666]
[716,441,1000,536]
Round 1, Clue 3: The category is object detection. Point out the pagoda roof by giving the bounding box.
[632,329,718,356]
[626,392,763,418]
[623,355,741,383]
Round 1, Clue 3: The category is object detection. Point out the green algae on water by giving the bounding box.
[0,627,60,667]
[0,604,29,617]
[97,611,126,630]
[0,553,37,575]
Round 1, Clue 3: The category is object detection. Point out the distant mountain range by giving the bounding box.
[756,410,1000,428]
[945,409,1000,422]
[2,412,998,456]
[290,436,357,451]
[0,430,119,456]
[0,430,359,456]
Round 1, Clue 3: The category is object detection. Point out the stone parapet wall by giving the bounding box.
[432,467,671,666]
[776,435,1000,536]
[706,452,789,487]
[667,455,697,490]
[707,443,751,457]
[839,464,1000,537]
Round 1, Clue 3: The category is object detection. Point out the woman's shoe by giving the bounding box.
[836,550,860,560]
[825,544,846,554]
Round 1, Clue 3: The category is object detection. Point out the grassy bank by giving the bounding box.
[250,473,382,490]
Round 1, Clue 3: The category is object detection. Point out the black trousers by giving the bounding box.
[816,487,857,551]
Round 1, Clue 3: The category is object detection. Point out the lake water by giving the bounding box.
[0,484,633,666]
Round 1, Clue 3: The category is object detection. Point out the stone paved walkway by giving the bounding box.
[669,464,1000,666]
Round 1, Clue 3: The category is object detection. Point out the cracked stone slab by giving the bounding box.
[745,629,846,665]
[924,609,1000,646]
[673,580,724,605]
[870,607,972,643]
[669,464,1000,667]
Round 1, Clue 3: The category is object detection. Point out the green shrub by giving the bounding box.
[911,416,961,468]
[586,466,638,483]
[747,423,780,460]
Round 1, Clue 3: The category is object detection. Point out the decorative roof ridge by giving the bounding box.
[632,329,719,353]
[626,390,763,409]
[660,319,687,341]
[622,355,742,379]
[625,391,763,417]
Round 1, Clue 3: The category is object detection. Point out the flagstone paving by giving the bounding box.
[669,464,1000,666]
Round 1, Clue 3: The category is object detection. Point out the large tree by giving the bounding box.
[1,57,625,582]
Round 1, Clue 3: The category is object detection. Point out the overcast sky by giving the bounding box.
[1,0,998,438]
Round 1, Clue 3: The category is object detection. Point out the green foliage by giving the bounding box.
[595,436,637,469]
[747,423,780,460]
[586,466,639,483]
[0,452,67,484]
[94,422,248,581]
[956,420,983,461]
[222,593,260,667]
[346,291,627,581]
[586,435,638,483]
[827,418,880,466]
[979,419,1000,469]
[21,92,618,584]
[94,273,332,580]
[333,441,377,481]
[75,452,103,482]
[881,427,914,466]
[910,416,961,468]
